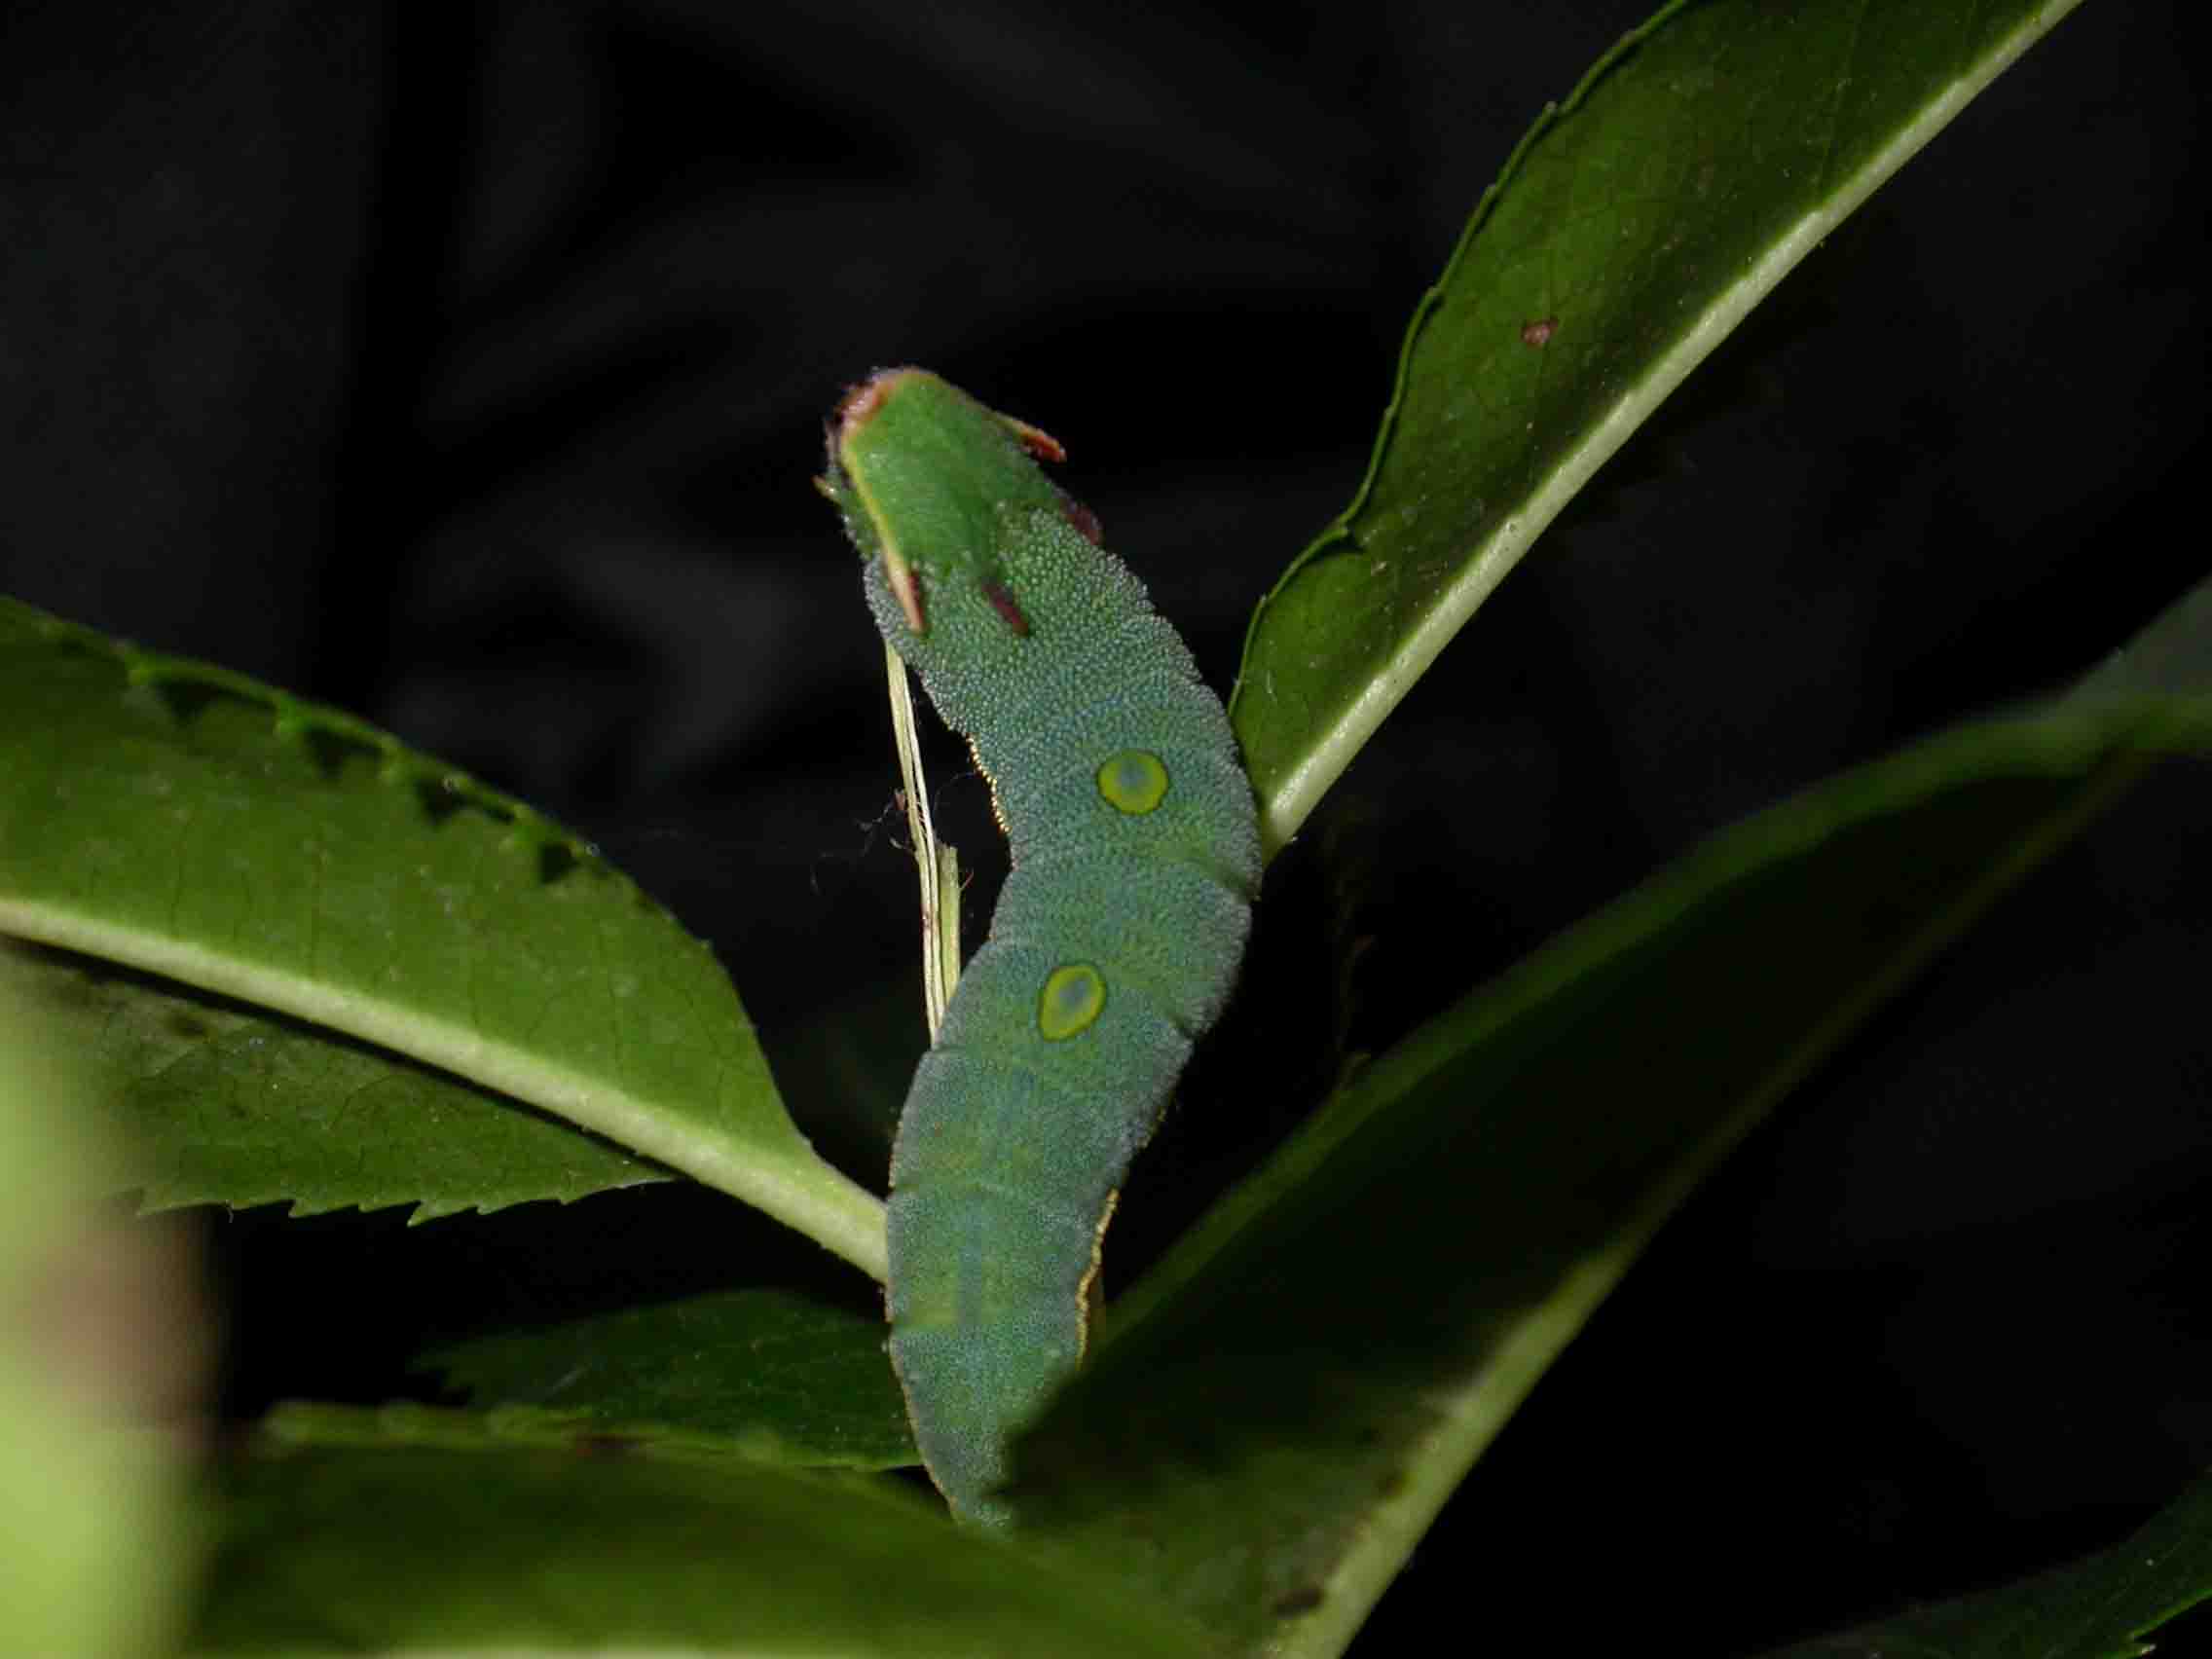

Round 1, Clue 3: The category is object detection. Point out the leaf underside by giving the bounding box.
[418,1287,915,1470]
[2,940,663,1223]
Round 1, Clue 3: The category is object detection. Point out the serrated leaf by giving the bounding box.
[2,940,663,1222]
[1764,1468,2212,1658]
[1231,0,2087,856]
[417,1288,914,1468]
[189,1422,1209,1657]
[1011,584,2212,1657]
[0,598,886,1276]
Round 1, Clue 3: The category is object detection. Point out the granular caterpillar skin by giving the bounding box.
[822,370,1259,1529]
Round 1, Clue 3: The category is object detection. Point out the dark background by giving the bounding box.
[3,1,2206,1651]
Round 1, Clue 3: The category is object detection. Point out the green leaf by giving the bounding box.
[1765,1468,2212,1658]
[0,598,886,1277]
[418,1288,915,1469]
[1231,0,2087,857]
[189,1424,1210,1657]
[1010,585,2212,1657]
[2,940,663,1222]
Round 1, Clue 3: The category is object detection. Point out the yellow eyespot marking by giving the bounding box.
[1096,750,1170,815]
[1038,964,1106,1041]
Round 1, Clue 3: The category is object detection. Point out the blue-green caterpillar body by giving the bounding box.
[820,369,1259,1528]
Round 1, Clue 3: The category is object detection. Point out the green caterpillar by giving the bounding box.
[820,369,1260,1529]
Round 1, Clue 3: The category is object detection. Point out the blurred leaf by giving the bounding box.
[0,969,201,1653]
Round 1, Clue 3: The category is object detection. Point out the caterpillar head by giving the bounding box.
[818,369,1099,642]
